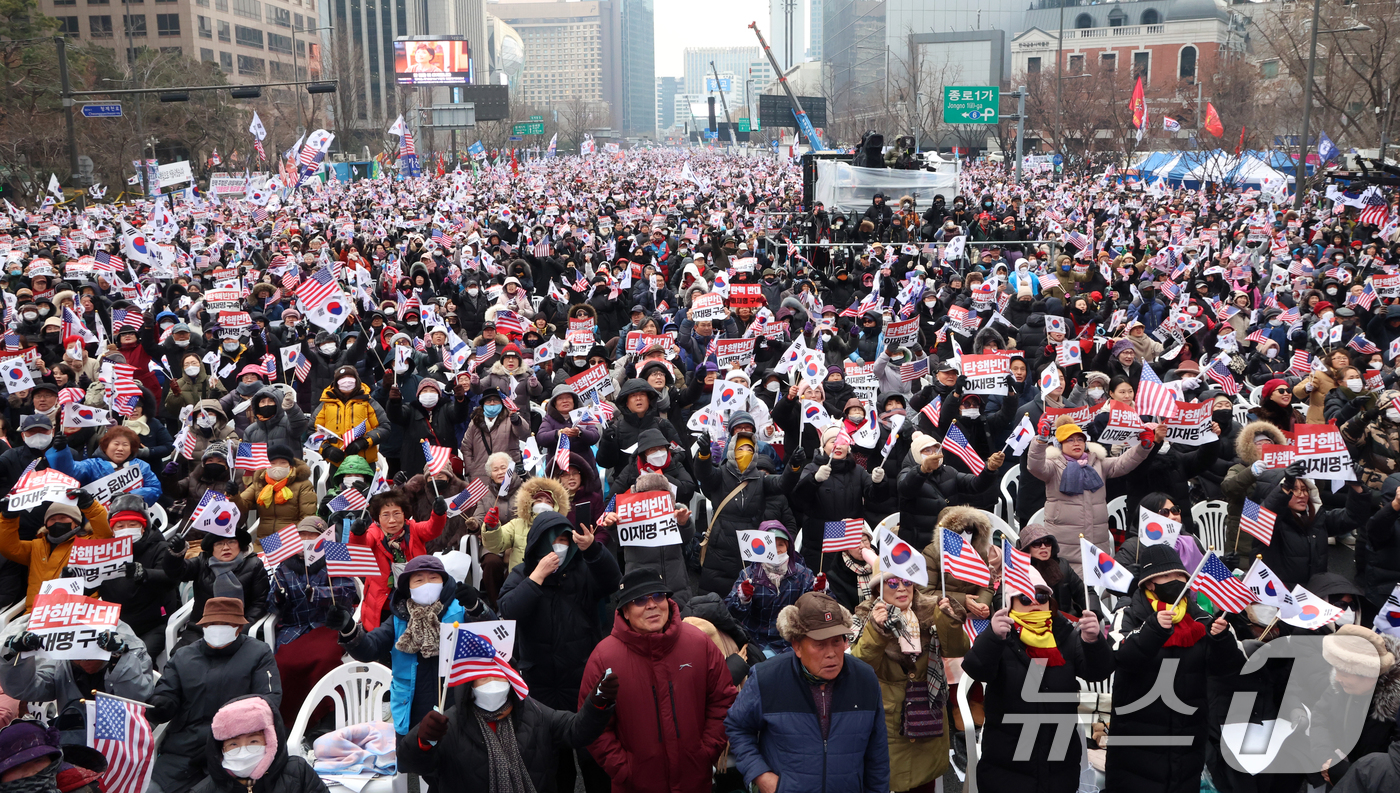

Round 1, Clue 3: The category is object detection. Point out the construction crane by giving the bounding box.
[748,21,826,152]
[709,61,738,147]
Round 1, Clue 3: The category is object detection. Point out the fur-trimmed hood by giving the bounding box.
[1236,420,1286,465]
[935,505,992,556]
[513,476,571,523]
[972,324,1006,353]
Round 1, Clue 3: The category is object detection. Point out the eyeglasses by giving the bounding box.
[628,592,667,609]
[1274,388,1289,395]
[1015,592,1051,606]
[885,578,914,590]
[1159,505,1182,515]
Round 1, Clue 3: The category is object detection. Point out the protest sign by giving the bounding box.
[728,284,764,308]
[1041,400,1107,427]
[566,363,615,398]
[962,354,1009,396]
[886,316,920,347]
[1373,273,1400,298]
[204,288,242,311]
[568,316,596,335]
[615,491,681,548]
[844,361,878,403]
[566,330,593,357]
[715,338,756,368]
[1293,424,1355,480]
[690,293,726,321]
[27,589,122,660]
[1097,401,1146,445]
[1162,401,1218,446]
[1261,443,1295,469]
[9,469,79,512]
[82,465,144,507]
[66,537,133,587]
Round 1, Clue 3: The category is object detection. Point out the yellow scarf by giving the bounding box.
[1145,591,1187,624]
[1009,610,1058,649]
[258,473,292,508]
[734,441,754,472]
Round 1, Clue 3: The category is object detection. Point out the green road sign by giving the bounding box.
[512,122,545,135]
[738,118,751,133]
[529,115,543,121]
[943,86,1000,124]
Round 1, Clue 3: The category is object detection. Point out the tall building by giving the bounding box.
[38,0,323,86]
[655,75,678,131]
[884,0,1029,76]
[619,0,654,134]
[683,46,759,98]
[492,0,622,130]
[823,0,884,100]
[768,0,804,71]
[807,0,822,60]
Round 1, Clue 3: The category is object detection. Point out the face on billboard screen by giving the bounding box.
[394,39,471,85]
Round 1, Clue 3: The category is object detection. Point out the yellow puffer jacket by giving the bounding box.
[0,501,111,610]
[312,383,389,464]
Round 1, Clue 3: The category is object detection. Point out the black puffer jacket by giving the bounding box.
[693,432,801,595]
[147,635,282,793]
[387,389,472,476]
[164,545,272,626]
[97,522,180,641]
[1120,438,1220,537]
[240,386,307,449]
[896,446,997,549]
[497,511,622,711]
[1107,589,1246,793]
[792,453,882,563]
[399,689,612,793]
[191,695,326,793]
[1260,478,1369,588]
[595,380,683,477]
[1361,475,1400,609]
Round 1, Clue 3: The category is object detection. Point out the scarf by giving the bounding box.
[1059,453,1103,495]
[760,561,787,590]
[473,703,536,793]
[394,599,443,656]
[124,415,150,436]
[258,472,293,508]
[1010,610,1065,666]
[0,759,60,793]
[841,553,873,603]
[1146,591,1206,647]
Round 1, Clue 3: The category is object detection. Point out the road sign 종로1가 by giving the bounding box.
[942,86,1000,125]
[738,118,751,133]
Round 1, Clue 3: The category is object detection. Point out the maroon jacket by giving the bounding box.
[579,601,737,793]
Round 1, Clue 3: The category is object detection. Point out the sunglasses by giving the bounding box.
[1273,388,1289,395]
[628,592,667,609]
[1015,592,1051,607]
[1159,505,1181,515]
[1027,538,1053,549]
[884,578,914,590]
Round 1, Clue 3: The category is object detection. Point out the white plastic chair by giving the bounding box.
[873,511,900,541]
[285,661,394,763]
[1028,507,1046,527]
[957,675,982,792]
[159,599,195,670]
[1249,383,1263,407]
[0,599,25,633]
[310,460,332,505]
[250,613,277,648]
[1191,500,1230,551]
[1106,495,1128,542]
[148,503,169,538]
[1232,403,1251,429]
[999,466,1020,528]
[986,511,1017,546]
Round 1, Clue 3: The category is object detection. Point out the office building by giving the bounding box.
[807,0,821,60]
[823,0,883,99]
[884,0,1025,73]
[619,0,654,134]
[493,0,622,130]
[656,75,678,131]
[39,0,323,86]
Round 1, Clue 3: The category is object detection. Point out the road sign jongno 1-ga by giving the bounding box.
[942,86,999,125]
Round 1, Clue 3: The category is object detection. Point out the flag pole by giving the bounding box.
[939,530,947,599]
[1080,533,1091,616]
[85,690,151,708]
[1170,546,1212,610]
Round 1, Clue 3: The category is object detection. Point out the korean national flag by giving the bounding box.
[1039,362,1063,398]
[1,360,34,394]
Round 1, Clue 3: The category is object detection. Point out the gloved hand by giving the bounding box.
[1251,460,1267,477]
[225,481,242,497]
[483,507,500,529]
[69,488,95,510]
[813,573,827,592]
[990,608,1013,639]
[344,438,369,455]
[321,444,346,465]
[510,412,523,425]
[433,497,447,516]
[163,460,179,475]
[1,498,20,520]
[1282,462,1306,491]
[124,562,145,584]
[96,630,127,655]
[1037,412,1055,438]
[51,432,67,451]
[4,631,42,654]
[814,464,831,482]
[871,467,886,484]
[168,535,188,555]
[134,448,151,460]
[695,431,711,454]
[418,710,449,744]
[350,518,370,536]
[1139,427,1157,446]
[455,583,483,612]
[588,671,619,708]
[325,605,355,633]
[788,447,809,471]
[739,581,754,602]
[393,471,409,487]
[1304,380,1315,393]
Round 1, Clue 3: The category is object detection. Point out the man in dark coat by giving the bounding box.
[386,377,472,476]
[896,430,1002,549]
[595,379,683,485]
[98,494,180,658]
[792,424,888,565]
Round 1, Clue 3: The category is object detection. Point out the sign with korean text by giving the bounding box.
[1373,273,1400,298]
[1096,401,1145,445]
[566,363,615,398]
[568,316,596,335]
[204,288,242,311]
[1042,400,1108,427]
[727,284,764,308]
[66,537,133,587]
[690,293,726,322]
[27,590,122,660]
[843,361,878,402]
[9,469,79,513]
[1261,443,1295,469]
[962,354,1009,396]
[615,491,681,548]
[886,316,919,347]
[943,86,1000,124]
[1292,424,1355,480]
[566,329,594,357]
[82,465,144,507]
[715,337,756,368]
[1162,401,1218,446]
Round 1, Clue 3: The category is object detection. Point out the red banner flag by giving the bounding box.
[1130,76,1147,130]
[1203,102,1224,137]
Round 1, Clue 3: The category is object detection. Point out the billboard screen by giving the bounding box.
[394,39,471,85]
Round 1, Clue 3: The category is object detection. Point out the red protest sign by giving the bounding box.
[28,590,122,633]
[566,363,614,397]
[728,284,764,308]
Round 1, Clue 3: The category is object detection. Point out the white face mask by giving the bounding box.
[765,381,780,393]
[1370,361,1383,369]
[223,340,239,352]
[552,541,569,561]
[24,433,51,450]
[341,476,365,488]
[419,390,439,407]
[114,527,142,540]
[474,679,511,711]
[1265,348,1278,359]
[185,365,201,377]
[222,744,266,778]
[468,287,480,297]
[1336,607,1357,626]
[337,377,357,392]
[174,339,190,348]
[1346,379,1363,392]
[197,413,217,428]
[767,552,789,568]
[1087,387,1104,400]
[646,450,669,466]
[409,582,442,604]
[532,501,555,515]
[203,624,238,647]
[320,343,338,355]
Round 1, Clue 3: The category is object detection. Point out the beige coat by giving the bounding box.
[1028,438,1150,570]
[1293,370,1336,424]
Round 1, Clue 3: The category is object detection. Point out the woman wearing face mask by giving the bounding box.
[164,354,223,428]
[49,425,162,505]
[347,489,449,631]
[483,469,570,575]
[1326,365,1373,423]
[960,567,1109,793]
[1243,337,1290,387]
[211,332,265,394]
[312,366,390,466]
[95,494,180,660]
[300,331,361,414]
[231,445,318,547]
[851,569,968,793]
[1106,545,1243,793]
[388,379,470,478]
[536,384,601,475]
[792,424,889,570]
[147,597,281,793]
[202,696,324,793]
[268,517,361,724]
[0,486,107,610]
[458,387,532,483]
[162,521,272,646]
[611,428,697,513]
[724,521,815,655]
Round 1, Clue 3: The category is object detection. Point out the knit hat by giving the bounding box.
[1135,544,1187,585]
[616,569,671,611]
[1261,378,1288,398]
[1112,339,1134,356]
[210,697,278,781]
[297,516,328,535]
[44,501,82,524]
[417,378,443,395]
[266,443,296,465]
[820,425,842,449]
[204,441,229,461]
[1313,301,1334,314]
[108,494,148,528]
[0,721,62,778]
[633,472,671,493]
[501,344,522,359]
[909,431,938,458]
[1323,625,1396,677]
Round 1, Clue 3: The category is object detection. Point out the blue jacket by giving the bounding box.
[48,447,162,505]
[724,652,888,793]
[724,561,814,652]
[1127,298,1168,334]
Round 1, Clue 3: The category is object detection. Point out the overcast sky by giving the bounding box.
[653,0,773,77]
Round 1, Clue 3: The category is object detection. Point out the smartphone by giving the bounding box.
[575,500,593,529]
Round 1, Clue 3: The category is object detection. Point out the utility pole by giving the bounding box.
[1294,0,1322,209]
[56,36,80,191]
[1006,87,1026,185]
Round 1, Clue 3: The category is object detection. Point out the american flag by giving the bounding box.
[95,251,124,272]
[179,428,197,460]
[1064,230,1089,251]
[494,309,526,336]
[3,331,19,350]
[1002,538,1037,598]
[1135,364,1179,418]
[900,357,929,383]
[281,269,302,291]
[323,541,382,577]
[1038,272,1061,291]
[1204,358,1239,396]
[328,487,369,513]
[296,265,339,308]
[1245,329,1271,345]
[1353,283,1378,311]
[58,386,86,406]
[446,478,491,516]
[400,130,417,158]
[963,616,990,644]
[260,353,278,378]
[421,440,453,474]
[1239,498,1277,546]
[443,626,528,698]
[259,523,304,567]
[476,341,496,361]
[1349,333,1380,355]
[920,396,942,428]
[1279,306,1300,324]
[111,308,144,332]
[1359,191,1391,227]
[287,347,312,382]
[1289,349,1311,376]
[554,432,571,471]
[1188,551,1256,612]
[941,528,991,586]
[341,421,368,446]
[822,518,864,553]
[941,425,985,474]
[87,693,155,793]
[235,442,271,471]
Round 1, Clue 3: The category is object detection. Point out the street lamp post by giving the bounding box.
[1294,10,1371,208]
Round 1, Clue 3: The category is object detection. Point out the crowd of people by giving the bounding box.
[0,148,1398,793]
